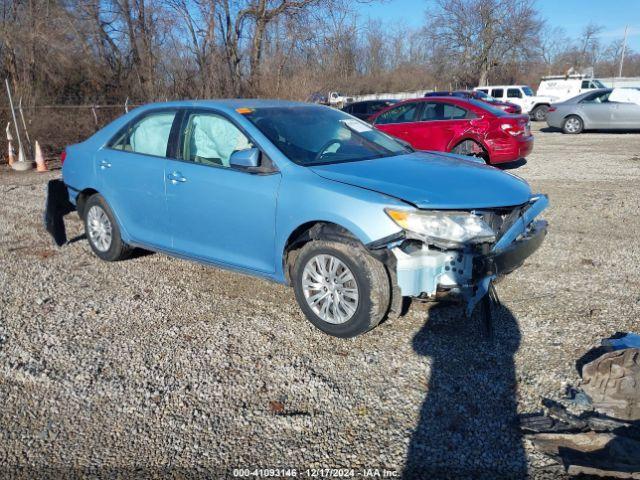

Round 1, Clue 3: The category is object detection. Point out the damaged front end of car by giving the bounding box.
[368,194,549,316]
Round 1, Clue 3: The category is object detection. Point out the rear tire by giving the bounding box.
[292,240,390,338]
[452,140,489,163]
[83,194,132,262]
[531,105,549,121]
[562,115,583,134]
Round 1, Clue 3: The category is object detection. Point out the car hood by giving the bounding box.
[310,152,532,209]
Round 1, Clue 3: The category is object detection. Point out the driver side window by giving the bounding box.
[181,112,253,167]
[375,102,420,125]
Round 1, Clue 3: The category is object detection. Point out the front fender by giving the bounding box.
[273,171,407,282]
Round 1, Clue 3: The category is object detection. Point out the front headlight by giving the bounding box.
[386,209,496,247]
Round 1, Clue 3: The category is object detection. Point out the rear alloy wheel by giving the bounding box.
[562,115,583,134]
[292,240,390,338]
[83,194,132,261]
[452,140,489,163]
[531,105,549,121]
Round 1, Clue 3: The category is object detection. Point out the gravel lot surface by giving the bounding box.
[1,124,639,478]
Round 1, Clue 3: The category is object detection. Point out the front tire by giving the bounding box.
[531,105,549,121]
[562,115,583,134]
[292,240,390,338]
[84,194,131,261]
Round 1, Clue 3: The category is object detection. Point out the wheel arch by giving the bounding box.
[449,137,490,161]
[76,188,99,217]
[563,113,585,131]
[76,189,133,243]
[282,221,361,286]
[564,112,584,122]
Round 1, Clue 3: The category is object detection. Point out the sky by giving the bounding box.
[353,0,640,51]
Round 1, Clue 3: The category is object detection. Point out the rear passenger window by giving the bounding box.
[443,104,468,119]
[581,80,590,88]
[491,88,504,98]
[507,88,522,98]
[374,102,420,124]
[419,103,468,121]
[110,111,177,157]
[181,112,253,168]
[419,102,444,121]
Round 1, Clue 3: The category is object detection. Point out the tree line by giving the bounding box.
[1,0,638,107]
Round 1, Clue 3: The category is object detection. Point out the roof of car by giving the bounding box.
[347,99,397,104]
[135,98,313,113]
[564,88,613,103]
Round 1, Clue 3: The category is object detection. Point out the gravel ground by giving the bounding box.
[1,124,639,478]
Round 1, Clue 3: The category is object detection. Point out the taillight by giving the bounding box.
[60,149,67,165]
[548,106,557,112]
[500,123,524,136]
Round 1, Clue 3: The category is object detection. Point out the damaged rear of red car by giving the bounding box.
[369,97,533,164]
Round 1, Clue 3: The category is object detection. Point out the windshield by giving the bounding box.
[522,86,534,96]
[593,79,606,88]
[243,106,411,166]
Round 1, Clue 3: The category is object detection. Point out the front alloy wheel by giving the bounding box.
[302,254,359,324]
[292,240,390,337]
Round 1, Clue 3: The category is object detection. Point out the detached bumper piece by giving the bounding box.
[44,179,75,246]
[475,220,547,278]
[388,195,549,314]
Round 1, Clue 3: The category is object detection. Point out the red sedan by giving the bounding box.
[369,97,533,164]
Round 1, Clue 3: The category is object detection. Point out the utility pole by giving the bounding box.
[619,25,628,78]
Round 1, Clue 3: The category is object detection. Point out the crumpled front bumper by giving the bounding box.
[382,194,549,315]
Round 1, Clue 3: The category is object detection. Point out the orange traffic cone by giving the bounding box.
[7,139,15,166]
[35,140,47,172]
[6,123,15,166]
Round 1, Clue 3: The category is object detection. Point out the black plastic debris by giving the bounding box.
[523,337,640,478]
[43,179,75,246]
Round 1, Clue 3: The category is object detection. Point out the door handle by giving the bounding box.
[99,160,112,169]
[167,171,187,184]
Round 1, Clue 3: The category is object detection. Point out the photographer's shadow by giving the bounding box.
[404,302,527,479]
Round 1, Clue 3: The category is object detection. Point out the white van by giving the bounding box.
[537,75,607,103]
[473,85,555,121]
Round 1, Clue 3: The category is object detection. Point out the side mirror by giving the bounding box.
[230,148,260,169]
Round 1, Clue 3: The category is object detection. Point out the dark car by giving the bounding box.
[425,90,522,114]
[342,99,398,121]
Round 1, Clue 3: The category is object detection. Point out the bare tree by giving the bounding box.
[537,25,569,75]
[424,0,542,86]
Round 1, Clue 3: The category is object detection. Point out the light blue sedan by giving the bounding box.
[55,100,548,337]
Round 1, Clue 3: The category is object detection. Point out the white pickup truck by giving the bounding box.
[473,85,556,121]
